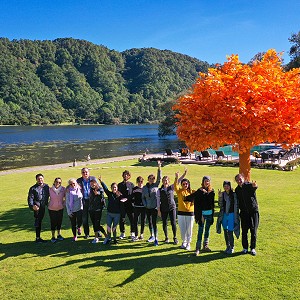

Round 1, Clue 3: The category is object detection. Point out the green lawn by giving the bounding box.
[0,160,299,300]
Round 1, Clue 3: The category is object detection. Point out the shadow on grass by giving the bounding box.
[35,242,240,287]
[0,207,240,287]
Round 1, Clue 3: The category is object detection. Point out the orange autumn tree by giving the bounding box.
[173,49,300,180]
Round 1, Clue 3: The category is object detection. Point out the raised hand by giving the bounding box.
[252,180,258,188]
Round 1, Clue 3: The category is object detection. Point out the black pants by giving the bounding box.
[34,206,45,238]
[146,208,158,238]
[240,211,259,250]
[119,204,134,234]
[133,207,146,236]
[69,210,83,237]
[89,210,106,235]
[48,209,64,231]
[161,209,177,239]
[82,199,90,236]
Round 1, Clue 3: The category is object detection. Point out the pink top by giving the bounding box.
[48,186,66,211]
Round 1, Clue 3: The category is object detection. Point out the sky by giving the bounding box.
[1,0,299,64]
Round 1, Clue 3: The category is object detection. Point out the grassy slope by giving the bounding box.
[0,160,299,300]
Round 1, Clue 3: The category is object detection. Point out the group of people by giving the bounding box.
[27,163,260,256]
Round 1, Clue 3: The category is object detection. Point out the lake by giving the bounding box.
[0,124,186,170]
[0,124,277,171]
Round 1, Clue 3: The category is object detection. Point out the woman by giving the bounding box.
[131,176,146,241]
[157,173,185,245]
[216,181,240,254]
[48,177,65,243]
[98,176,123,245]
[185,176,215,256]
[89,179,107,244]
[174,168,194,250]
[142,161,162,246]
[66,179,83,241]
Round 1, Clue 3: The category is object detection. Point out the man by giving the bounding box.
[235,174,259,256]
[118,170,135,239]
[77,168,97,239]
[27,173,50,243]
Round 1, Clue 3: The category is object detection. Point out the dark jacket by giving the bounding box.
[158,186,176,212]
[131,186,144,208]
[89,187,105,212]
[27,183,50,210]
[185,188,215,224]
[216,191,240,238]
[235,183,259,214]
[118,180,134,210]
[101,181,121,214]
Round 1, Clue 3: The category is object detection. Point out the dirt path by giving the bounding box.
[0,155,142,176]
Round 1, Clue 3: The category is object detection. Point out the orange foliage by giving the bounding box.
[173,50,300,179]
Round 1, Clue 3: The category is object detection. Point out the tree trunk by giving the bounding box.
[239,149,251,181]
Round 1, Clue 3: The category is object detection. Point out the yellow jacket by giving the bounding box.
[174,179,194,215]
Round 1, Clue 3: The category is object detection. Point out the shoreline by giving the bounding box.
[0,154,142,176]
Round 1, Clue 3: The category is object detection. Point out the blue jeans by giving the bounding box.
[107,212,120,230]
[196,214,213,249]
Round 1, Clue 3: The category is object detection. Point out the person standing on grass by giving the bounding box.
[118,170,135,239]
[89,179,107,244]
[66,179,83,242]
[142,161,162,246]
[99,176,124,245]
[131,176,146,241]
[77,168,97,239]
[216,181,240,254]
[28,173,50,243]
[185,176,215,256]
[157,173,186,245]
[48,177,66,243]
[174,168,194,251]
[235,174,259,256]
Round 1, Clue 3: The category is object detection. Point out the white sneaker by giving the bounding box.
[185,243,191,251]
[180,242,187,249]
[119,232,126,239]
[250,249,257,256]
[147,236,155,242]
[139,234,144,240]
[92,238,99,244]
[131,232,135,238]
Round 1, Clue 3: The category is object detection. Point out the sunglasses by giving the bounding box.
[55,181,62,184]
[70,182,76,186]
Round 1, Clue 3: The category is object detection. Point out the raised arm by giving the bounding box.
[154,161,162,187]
[98,176,110,196]
[176,167,187,184]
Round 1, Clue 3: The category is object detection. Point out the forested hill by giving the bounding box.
[0,38,210,125]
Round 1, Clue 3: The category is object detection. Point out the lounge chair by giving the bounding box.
[252,151,262,163]
[261,152,271,163]
[215,150,231,160]
[200,150,213,160]
[179,148,190,158]
[164,149,174,157]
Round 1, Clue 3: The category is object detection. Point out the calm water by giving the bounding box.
[0,125,277,171]
[0,125,186,170]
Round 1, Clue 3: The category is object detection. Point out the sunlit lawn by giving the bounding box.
[0,160,299,299]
